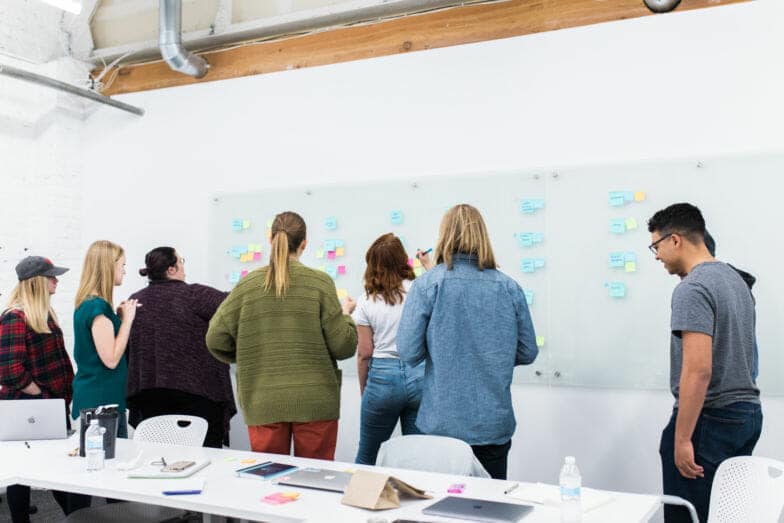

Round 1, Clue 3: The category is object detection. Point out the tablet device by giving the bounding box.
[236,461,298,480]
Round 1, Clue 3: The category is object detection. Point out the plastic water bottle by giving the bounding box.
[559,456,582,523]
[85,419,106,471]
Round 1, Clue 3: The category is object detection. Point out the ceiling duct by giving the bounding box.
[159,0,208,78]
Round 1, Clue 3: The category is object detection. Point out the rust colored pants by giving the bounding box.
[248,420,338,460]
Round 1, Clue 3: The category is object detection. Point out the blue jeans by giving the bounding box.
[660,402,762,523]
[355,358,425,465]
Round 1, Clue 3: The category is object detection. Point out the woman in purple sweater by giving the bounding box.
[126,247,236,447]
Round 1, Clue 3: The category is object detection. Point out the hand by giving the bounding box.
[342,296,356,315]
[118,299,141,323]
[416,249,433,271]
[674,439,704,479]
[21,382,43,396]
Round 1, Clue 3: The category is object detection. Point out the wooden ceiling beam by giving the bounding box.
[96,0,750,96]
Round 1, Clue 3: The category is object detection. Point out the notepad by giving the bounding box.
[507,482,614,513]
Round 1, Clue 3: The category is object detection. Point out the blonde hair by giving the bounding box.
[265,212,307,297]
[5,276,57,334]
[434,204,497,270]
[75,240,124,308]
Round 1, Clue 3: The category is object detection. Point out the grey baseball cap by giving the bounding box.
[15,256,69,281]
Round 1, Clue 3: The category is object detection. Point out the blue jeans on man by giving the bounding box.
[660,402,763,523]
[355,358,424,465]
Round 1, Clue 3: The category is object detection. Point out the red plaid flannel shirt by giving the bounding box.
[0,309,74,410]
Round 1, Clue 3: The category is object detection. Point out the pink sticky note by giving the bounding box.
[261,492,298,505]
[253,252,261,261]
[241,270,248,278]
[407,258,414,267]
[337,265,346,275]
[327,251,336,260]
[448,483,465,494]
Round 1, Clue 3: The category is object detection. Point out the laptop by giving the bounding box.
[0,399,68,441]
[275,468,354,493]
[422,496,533,523]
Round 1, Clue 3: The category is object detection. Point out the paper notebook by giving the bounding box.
[507,483,614,512]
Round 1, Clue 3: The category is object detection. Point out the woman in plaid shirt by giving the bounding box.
[0,256,90,521]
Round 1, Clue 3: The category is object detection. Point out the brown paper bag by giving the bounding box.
[341,470,432,510]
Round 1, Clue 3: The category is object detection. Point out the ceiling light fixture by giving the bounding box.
[39,0,82,15]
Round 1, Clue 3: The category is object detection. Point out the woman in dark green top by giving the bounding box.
[71,240,140,438]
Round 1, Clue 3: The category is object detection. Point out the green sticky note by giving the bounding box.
[625,218,638,230]
[625,261,637,273]
[535,336,545,347]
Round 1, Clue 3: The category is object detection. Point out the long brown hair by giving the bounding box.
[434,204,497,270]
[75,240,124,308]
[363,233,415,305]
[6,276,57,333]
[265,211,307,297]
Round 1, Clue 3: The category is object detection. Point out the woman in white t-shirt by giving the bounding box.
[353,233,425,465]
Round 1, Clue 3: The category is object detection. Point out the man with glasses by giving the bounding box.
[648,203,762,523]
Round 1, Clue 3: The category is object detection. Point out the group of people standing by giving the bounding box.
[0,202,762,523]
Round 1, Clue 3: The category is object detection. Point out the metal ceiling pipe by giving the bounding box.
[159,0,209,78]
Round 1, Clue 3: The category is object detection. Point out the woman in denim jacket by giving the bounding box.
[397,204,538,479]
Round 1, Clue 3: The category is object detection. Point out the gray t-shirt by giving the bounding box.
[670,261,760,408]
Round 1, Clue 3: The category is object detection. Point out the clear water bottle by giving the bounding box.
[559,456,582,523]
[85,419,106,472]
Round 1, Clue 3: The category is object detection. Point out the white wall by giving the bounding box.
[4,0,781,507]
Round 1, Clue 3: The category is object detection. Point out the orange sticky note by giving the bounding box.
[634,191,646,202]
[335,247,345,257]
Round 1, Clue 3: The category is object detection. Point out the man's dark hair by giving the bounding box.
[704,230,716,257]
[647,203,706,245]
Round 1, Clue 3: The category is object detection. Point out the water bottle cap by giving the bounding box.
[565,456,576,464]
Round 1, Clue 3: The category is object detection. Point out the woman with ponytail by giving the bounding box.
[207,212,357,459]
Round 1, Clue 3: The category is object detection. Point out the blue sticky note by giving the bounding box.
[532,199,545,209]
[231,219,243,232]
[624,252,637,262]
[534,258,545,268]
[523,290,534,305]
[326,266,338,279]
[231,246,244,258]
[334,240,344,248]
[390,210,403,225]
[517,233,534,248]
[228,271,240,284]
[325,217,337,230]
[324,240,337,251]
[609,192,625,207]
[532,232,544,244]
[609,252,625,268]
[521,259,536,273]
[609,219,626,234]
[623,191,634,202]
[607,282,626,298]
[520,200,536,214]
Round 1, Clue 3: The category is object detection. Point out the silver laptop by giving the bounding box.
[275,468,353,493]
[0,399,68,441]
[423,496,533,523]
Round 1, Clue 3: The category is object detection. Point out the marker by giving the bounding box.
[417,248,432,257]
[24,441,30,449]
[162,490,202,496]
[503,482,519,495]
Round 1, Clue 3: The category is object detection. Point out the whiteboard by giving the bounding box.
[208,153,783,395]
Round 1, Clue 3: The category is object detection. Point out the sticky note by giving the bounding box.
[624,252,637,262]
[247,244,255,253]
[266,219,273,227]
[337,265,346,275]
[414,267,424,276]
[634,191,646,202]
[608,282,626,298]
[240,458,256,464]
[517,233,534,248]
[334,240,344,248]
[413,258,422,268]
[390,210,403,225]
[609,252,625,268]
[316,250,324,259]
[326,266,338,279]
[609,192,625,207]
[240,270,248,278]
[336,288,348,300]
[324,240,336,251]
[534,259,545,268]
[228,272,240,284]
[242,220,250,230]
[532,232,544,244]
[327,250,336,260]
[325,217,337,230]
[335,247,345,257]
[625,218,638,231]
[536,336,545,347]
[253,252,261,261]
[231,246,244,258]
[448,483,465,494]
[521,259,536,273]
[407,258,414,267]
[317,265,326,273]
[262,492,299,505]
[524,289,534,305]
[231,219,243,232]
[625,261,637,273]
[240,253,250,263]
[533,199,545,209]
[520,200,536,214]
[623,191,634,202]
[266,229,272,239]
[609,218,626,234]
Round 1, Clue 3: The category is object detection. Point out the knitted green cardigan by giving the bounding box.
[206,261,357,425]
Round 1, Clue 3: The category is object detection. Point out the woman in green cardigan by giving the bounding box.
[207,211,357,460]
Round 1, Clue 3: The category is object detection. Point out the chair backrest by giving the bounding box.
[375,435,490,478]
[132,415,208,447]
[708,456,784,522]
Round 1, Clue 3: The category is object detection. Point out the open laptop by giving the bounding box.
[275,468,353,493]
[0,399,68,441]
[422,496,533,523]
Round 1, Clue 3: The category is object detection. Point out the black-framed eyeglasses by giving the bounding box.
[648,233,674,255]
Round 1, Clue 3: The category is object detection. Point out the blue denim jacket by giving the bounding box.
[397,253,538,445]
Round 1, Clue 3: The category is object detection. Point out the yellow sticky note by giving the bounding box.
[625,261,637,273]
[266,228,272,239]
[625,218,638,230]
[242,220,250,230]
[413,267,424,276]
[316,250,324,259]
[536,336,545,347]
[634,191,646,202]
[240,458,256,464]
[239,253,248,263]
[336,288,348,300]
[318,265,327,273]
[266,219,273,227]
[413,258,422,268]
[335,247,345,257]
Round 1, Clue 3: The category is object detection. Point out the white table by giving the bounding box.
[0,436,660,522]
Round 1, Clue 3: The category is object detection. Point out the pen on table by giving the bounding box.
[162,490,203,496]
[504,482,519,495]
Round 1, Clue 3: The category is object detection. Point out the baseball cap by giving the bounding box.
[15,256,69,281]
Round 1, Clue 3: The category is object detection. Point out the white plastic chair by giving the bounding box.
[708,456,784,522]
[133,415,208,447]
[375,435,491,478]
[659,495,699,523]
